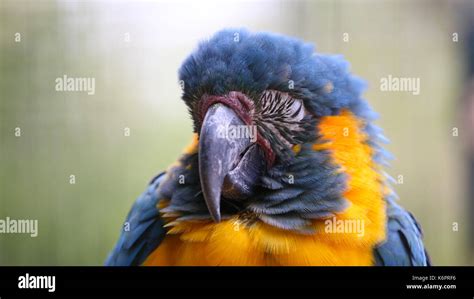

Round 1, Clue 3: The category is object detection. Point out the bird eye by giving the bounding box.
[257,90,305,122]
[254,90,314,161]
[286,98,305,121]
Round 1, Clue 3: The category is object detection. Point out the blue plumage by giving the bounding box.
[106,28,430,266]
[105,174,166,266]
[375,195,431,266]
[180,29,375,124]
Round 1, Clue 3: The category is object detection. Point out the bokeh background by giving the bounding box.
[0,0,473,265]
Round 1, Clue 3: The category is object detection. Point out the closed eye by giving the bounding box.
[254,90,314,161]
[257,90,306,124]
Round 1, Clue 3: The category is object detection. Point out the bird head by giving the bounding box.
[165,29,386,231]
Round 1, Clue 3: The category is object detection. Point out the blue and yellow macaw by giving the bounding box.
[106,29,430,266]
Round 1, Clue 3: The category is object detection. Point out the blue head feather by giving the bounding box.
[171,28,393,232]
[180,28,376,122]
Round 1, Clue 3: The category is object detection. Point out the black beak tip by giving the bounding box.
[203,189,222,223]
[211,212,221,223]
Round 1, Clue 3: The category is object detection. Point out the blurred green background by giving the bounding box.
[0,0,472,265]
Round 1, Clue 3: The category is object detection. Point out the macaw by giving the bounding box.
[105,29,430,266]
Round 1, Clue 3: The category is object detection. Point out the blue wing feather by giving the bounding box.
[104,170,431,266]
[374,196,431,266]
[105,173,166,266]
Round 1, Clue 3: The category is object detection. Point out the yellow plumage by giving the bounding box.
[143,110,386,266]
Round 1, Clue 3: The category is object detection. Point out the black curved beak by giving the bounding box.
[198,104,262,222]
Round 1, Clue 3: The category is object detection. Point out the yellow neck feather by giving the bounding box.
[144,109,386,266]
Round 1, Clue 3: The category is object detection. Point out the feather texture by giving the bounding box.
[106,29,430,266]
[105,174,166,266]
[374,195,431,266]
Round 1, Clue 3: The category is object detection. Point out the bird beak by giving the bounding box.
[198,103,254,222]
